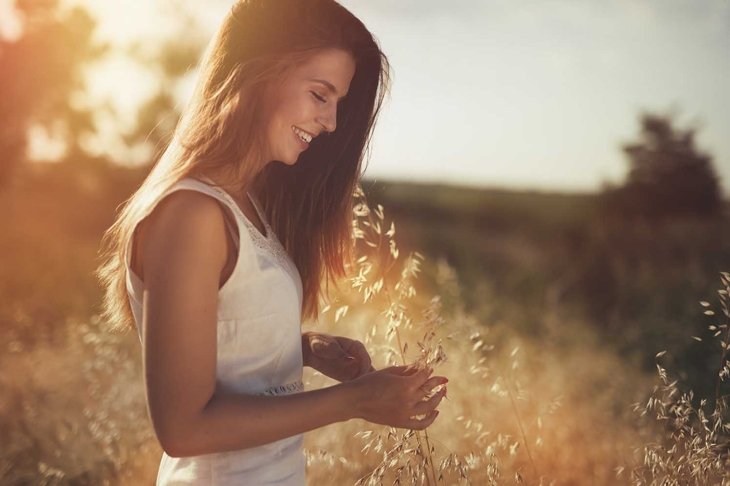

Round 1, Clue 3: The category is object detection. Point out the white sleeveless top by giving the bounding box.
[124,176,306,485]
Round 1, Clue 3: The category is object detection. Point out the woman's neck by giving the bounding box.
[201,168,252,201]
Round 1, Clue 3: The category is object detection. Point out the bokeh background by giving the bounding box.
[1,0,729,484]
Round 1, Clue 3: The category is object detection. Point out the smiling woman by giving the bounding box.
[262,48,355,164]
[94,0,447,484]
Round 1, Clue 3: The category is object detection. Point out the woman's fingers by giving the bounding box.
[380,364,417,376]
[403,409,440,430]
[417,375,449,398]
[355,364,376,378]
[406,366,434,390]
[412,387,446,415]
[348,340,372,376]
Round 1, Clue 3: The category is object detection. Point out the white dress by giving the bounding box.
[124,176,306,485]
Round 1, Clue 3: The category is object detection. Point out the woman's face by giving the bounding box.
[262,48,356,165]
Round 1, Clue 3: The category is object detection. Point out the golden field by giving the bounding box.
[1,163,729,485]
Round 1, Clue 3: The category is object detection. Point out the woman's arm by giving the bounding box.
[182,382,354,457]
[175,366,442,458]
[139,191,445,458]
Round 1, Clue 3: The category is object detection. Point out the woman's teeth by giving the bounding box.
[292,126,312,143]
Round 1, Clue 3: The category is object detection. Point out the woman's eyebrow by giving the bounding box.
[308,78,348,100]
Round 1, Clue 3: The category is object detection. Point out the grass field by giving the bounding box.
[1,163,729,484]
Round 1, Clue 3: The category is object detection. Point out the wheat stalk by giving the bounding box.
[347,186,458,485]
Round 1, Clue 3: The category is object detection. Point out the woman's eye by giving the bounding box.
[310,91,327,103]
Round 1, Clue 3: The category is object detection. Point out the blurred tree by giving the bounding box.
[123,6,207,162]
[123,39,204,158]
[0,0,107,187]
[600,112,723,219]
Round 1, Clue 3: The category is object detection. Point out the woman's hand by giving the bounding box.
[345,364,448,430]
[302,332,375,382]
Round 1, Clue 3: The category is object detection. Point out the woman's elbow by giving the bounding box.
[157,431,186,458]
[154,420,198,458]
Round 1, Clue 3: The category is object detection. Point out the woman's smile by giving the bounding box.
[292,125,312,149]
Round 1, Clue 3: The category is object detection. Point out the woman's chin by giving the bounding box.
[275,157,299,166]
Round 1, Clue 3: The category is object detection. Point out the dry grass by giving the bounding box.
[301,186,654,485]
[0,316,158,484]
[626,273,730,485]
[2,184,729,484]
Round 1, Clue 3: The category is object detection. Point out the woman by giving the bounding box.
[96,0,447,484]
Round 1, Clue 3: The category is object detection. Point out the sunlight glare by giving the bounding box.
[0,0,22,40]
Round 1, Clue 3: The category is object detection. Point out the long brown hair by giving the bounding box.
[96,0,391,332]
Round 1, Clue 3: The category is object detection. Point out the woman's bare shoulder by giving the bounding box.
[134,190,229,282]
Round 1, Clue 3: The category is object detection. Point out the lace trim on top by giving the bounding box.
[197,176,294,273]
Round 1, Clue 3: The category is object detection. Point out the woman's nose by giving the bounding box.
[317,105,337,134]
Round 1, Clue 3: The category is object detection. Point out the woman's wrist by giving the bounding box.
[332,379,362,422]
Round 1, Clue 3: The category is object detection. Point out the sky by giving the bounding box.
[9,0,730,193]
